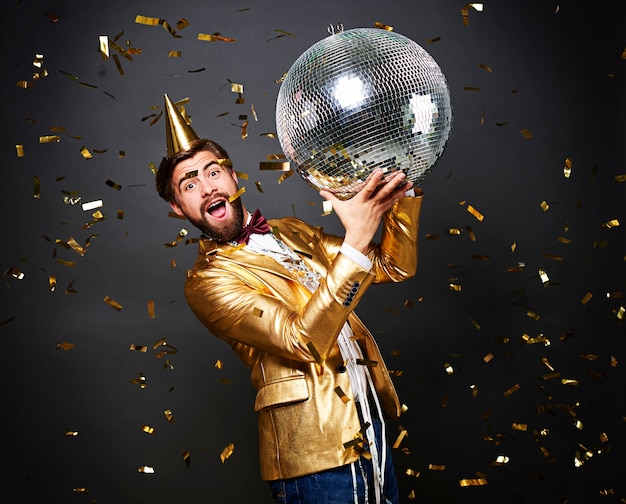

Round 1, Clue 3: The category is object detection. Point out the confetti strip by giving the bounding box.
[334,386,351,403]
[220,443,235,463]
[459,478,488,487]
[104,296,123,311]
[182,450,191,467]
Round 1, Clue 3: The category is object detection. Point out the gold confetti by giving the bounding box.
[164,409,174,423]
[267,29,296,42]
[463,86,480,92]
[322,200,333,216]
[176,18,190,30]
[540,200,550,212]
[503,383,521,397]
[306,341,324,367]
[40,135,61,143]
[142,425,156,435]
[104,296,123,311]
[278,171,293,184]
[252,307,263,317]
[3,268,25,280]
[198,33,236,43]
[33,176,41,199]
[147,300,155,318]
[601,219,620,229]
[228,187,246,203]
[526,310,540,321]
[98,35,109,59]
[129,373,147,388]
[16,144,25,157]
[581,292,593,305]
[168,50,182,58]
[461,3,483,26]
[460,477,488,487]
[230,82,244,94]
[82,200,103,211]
[182,450,191,467]
[478,63,493,73]
[406,468,420,478]
[444,362,454,375]
[374,21,393,31]
[427,37,441,43]
[563,157,572,178]
[538,268,550,285]
[562,378,579,386]
[520,128,533,140]
[542,357,555,371]
[429,464,446,471]
[483,353,494,363]
[542,252,562,261]
[73,487,89,495]
[334,386,350,403]
[512,423,527,431]
[137,466,155,474]
[129,344,147,352]
[449,282,462,292]
[56,341,74,350]
[103,179,122,191]
[220,443,235,463]
[356,358,378,368]
[615,174,626,182]
[466,204,484,221]
[392,428,408,448]
[135,15,161,26]
[260,161,291,171]
[255,181,264,193]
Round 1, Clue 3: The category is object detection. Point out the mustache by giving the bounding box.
[201,192,231,214]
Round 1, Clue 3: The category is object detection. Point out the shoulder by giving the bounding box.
[268,216,322,241]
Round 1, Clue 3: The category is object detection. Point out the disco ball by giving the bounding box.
[275,27,453,199]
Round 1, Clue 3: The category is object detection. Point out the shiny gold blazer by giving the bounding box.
[184,193,423,480]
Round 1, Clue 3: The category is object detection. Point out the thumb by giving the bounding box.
[319,189,337,202]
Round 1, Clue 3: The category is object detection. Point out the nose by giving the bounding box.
[200,179,217,196]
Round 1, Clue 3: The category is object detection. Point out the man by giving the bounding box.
[156,94,424,504]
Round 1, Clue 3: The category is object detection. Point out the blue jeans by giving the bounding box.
[269,413,399,504]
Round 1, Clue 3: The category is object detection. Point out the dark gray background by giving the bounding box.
[2,0,625,502]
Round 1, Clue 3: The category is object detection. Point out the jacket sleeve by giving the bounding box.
[317,189,424,284]
[184,192,423,363]
[184,248,375,363]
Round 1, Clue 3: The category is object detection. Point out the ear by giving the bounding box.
[169,200,185,217]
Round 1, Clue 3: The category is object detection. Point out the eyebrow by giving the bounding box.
[177,161,220,189]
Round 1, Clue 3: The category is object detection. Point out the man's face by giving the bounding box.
[169,150,245,242]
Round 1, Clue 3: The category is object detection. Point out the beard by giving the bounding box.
[186,193,245,242]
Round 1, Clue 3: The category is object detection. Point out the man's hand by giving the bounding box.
[319,169,413,255]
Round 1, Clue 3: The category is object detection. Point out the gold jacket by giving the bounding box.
[184,192,423,481]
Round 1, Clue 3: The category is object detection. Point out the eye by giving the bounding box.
[183,181,196,191]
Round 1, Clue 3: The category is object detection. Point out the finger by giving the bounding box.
[375,171,408,198]
[358,169,385,198]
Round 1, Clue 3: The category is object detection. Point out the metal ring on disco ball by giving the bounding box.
[275,27,453,199]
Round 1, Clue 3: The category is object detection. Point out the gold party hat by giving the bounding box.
[164,93,199,157]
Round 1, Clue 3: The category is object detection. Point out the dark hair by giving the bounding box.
[155,138,230,203]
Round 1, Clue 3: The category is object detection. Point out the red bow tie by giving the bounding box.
[235,209,271,244]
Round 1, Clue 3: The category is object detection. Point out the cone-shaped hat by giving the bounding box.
[164,93,199,157]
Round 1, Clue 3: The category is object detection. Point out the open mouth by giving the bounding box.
[206,199,227,219]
